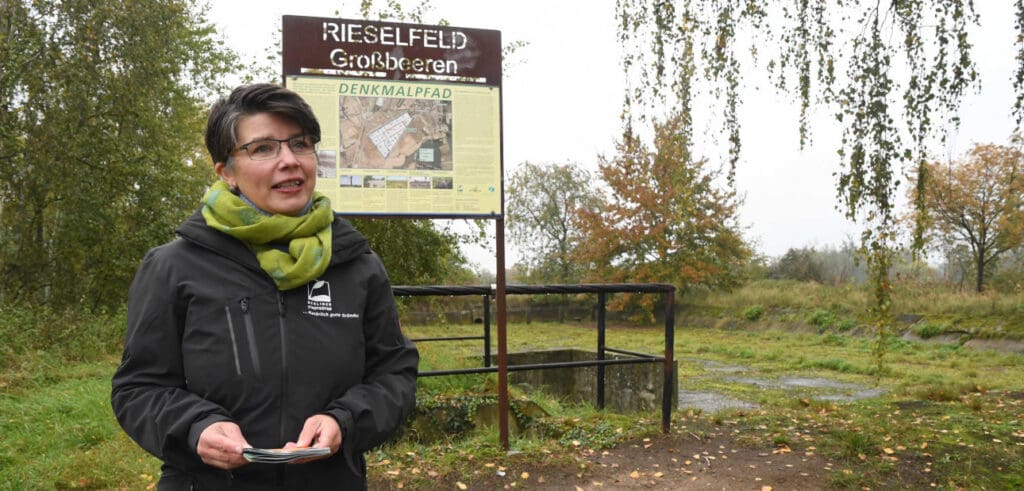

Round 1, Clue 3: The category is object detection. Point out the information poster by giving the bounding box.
[286,75,501,216]
[282,16,503,217]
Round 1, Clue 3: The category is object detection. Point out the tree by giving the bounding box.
[349,218,468,286]
[576,111,750,317]
[506,162,601,284]
[770,247,826,284]
[616,1,1002,363]
[0,0,236,310]
[915,143,1024,292]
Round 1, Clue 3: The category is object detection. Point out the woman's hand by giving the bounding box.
[284,414,342,464]
[197,421,251,469]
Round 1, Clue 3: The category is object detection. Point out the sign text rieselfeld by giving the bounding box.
[283,16,501,86]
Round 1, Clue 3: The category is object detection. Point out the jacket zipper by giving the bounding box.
[277,292,288,446]
[223,306,242,376]
[240,298,262,378]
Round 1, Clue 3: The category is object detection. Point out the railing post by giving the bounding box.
[483,294,492,367]
[597,292,606,410]
[662,290,675,433]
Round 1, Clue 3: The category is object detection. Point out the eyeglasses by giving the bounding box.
[236,135,320,161]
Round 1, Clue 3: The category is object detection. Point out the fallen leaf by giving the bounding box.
[883,448,895,455]
[521,471,530,479]
[654,472,664,478]
[762,486,773,491]
[456,482,468,490]
[630,470,640,479]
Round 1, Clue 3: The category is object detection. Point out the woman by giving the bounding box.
[112,83,418,489]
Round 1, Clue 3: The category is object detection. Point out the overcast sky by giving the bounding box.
[209,1,1020,271]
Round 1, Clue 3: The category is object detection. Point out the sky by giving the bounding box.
[207,1,1020,272]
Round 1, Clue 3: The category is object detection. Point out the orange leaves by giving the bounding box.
[575,111,749,307]
[913,142,1024,292]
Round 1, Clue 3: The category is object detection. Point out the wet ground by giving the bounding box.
[678,357,886,412]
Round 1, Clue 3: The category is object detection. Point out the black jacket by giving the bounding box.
[111,210,418,489]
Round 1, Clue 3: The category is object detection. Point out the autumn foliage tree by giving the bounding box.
[576,112,750,318]
[914,142,1024,292]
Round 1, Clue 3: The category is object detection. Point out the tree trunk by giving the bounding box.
[975,253,985,293]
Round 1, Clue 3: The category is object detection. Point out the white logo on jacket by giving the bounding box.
[305,281,335,317]
[304,280,360,319]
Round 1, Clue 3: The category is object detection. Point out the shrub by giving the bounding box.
[913,322,947,339]
[0,304,125,369]
[808,309,837,331]
[742,305,764,321]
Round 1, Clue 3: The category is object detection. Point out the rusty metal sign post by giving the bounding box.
[280,15,512,448]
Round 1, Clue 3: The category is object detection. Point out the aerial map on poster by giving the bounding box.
[286,76,501,215]
[281,16,503,217]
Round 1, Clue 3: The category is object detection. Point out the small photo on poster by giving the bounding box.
[339,174,363,188]
[409,175,431,189]
[386,176,409,189]
[317,150,337,178]
[364,175,387,189]
[432,176,453,189]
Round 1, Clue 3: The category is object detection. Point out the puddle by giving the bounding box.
[680,359,886,412]
[678,390,759,413]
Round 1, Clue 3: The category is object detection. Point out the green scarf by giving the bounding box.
[201,180,333,291]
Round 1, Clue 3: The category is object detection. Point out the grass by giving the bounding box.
[686,279,1024,339]
[2,280,1023,489]
[0,358,162,489]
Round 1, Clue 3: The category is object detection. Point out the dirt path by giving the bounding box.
[426,425,834,490]
[562,429,830,490]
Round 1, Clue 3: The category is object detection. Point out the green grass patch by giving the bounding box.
[0,360,161,488]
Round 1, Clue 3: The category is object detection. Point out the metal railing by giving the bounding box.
[392,283,676,433]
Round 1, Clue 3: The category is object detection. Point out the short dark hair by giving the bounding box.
[205,83,321,165]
